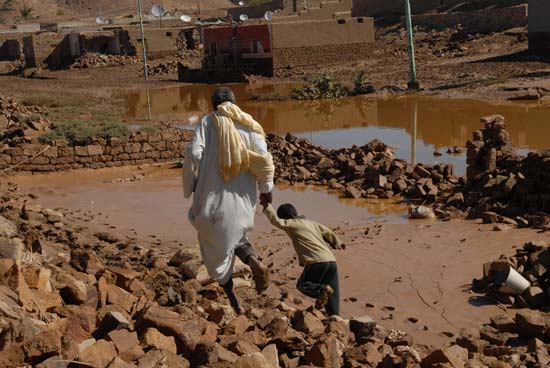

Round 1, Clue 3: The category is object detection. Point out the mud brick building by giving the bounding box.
[528,0,550,56]
[0,25,198,68]
[200,17,374,78]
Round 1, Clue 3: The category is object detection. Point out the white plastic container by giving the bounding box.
[496,265,531,295]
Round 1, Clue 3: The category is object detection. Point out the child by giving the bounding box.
[261,199,343,315]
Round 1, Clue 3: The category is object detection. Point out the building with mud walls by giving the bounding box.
[528,0,550,55]
[197,17,374,79]
[271,18,374,77]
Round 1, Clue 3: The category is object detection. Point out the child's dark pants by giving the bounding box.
[296,261,340,316]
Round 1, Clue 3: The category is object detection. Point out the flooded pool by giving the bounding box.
[121,84,550,175]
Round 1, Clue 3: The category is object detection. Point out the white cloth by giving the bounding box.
[183,112,274,284]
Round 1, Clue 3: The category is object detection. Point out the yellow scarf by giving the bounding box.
[214,102,274,184]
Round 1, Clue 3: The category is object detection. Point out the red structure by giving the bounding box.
[202,24,273,75]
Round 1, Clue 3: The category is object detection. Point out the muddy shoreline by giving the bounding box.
[6,165,548,349]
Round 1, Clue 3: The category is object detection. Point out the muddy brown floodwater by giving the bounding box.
[122,84,550,175]
[10,165,548,350]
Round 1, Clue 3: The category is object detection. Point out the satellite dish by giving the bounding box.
[180,14,192,22]
[151,4,166,17]
[264,11,273,21]
[238,1,246,5]
[96,16,108,24]
[239,13,248,21]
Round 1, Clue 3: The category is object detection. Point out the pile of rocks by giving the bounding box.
[440,307,550,367]
[267,133,460,203]
[473,240,550,308]
[71,53,139,69]
[442,115,550,228]
[0,94,52,146]
[0,184,425,368]
[145,61,179,76]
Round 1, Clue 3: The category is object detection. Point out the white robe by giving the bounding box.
[182,112,274,284]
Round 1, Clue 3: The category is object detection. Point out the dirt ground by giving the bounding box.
[8,165,549,351]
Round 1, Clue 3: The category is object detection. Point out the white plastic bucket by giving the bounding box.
[496,265,531,295]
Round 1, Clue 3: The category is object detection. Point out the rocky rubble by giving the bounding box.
[441,115,550,229]
[2,181,550,368]
[266,115,550,228]
[267,133,460,203]
[0,183,428,368]
[0,94,52,146]
[71,53,139,69]
[144,61,179,77]
[473,240,550,308]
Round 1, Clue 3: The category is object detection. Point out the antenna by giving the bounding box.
[239,13,248,22]
[264,11,273,21]
[180,14,192,22]
[151,4,166,28]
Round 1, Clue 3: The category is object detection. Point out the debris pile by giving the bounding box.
[176,29,201,59]
[267,133,460,202]
[0,184,425,368]
[0,94,52,146]
[443,115,550,228]
[71,53,139,69]
[145,60,179,76]
[473,240,550,308]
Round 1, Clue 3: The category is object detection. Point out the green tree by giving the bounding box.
[19,4,34,20]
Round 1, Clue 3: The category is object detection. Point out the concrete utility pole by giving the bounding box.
[137,0,149,81]
[405,0,419,90]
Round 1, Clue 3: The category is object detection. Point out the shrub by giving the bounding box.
[19,4,33,20]
[98,120,131,140]
[40,121,98,146]
[22,94,60,108]
[40,120,131,146]
[290,74,349,100]
[353,72,375,96]
[138,125,160,133]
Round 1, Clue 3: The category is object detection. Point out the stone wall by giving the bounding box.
[272,42,370,76]
[271,17,374,76]
[409,4,527,33]
[0,130,193,174]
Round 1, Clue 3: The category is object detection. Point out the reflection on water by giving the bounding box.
[122,84,550,175]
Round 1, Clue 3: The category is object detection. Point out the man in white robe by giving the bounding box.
[182,87,273,313]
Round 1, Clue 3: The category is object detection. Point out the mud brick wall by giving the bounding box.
[271,18,374,76]
[0,130,193,174]
[272,42,370,76]
[409,4,527,33]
